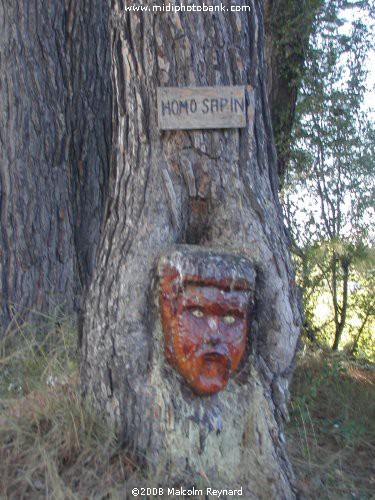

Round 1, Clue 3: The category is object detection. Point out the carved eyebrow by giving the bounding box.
[221,309,245,318]
[183,279,252,292]
[181,296,201,306]
[182,300,246,317]
[182,289,249,299]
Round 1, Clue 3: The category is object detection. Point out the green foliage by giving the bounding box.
[282,0,375,356]
[265,0,324,177]
[347,254,375,358]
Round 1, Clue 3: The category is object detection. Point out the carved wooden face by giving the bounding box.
[160,276,250,396]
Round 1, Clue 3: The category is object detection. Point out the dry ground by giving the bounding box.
[287,351,375,500]
[0,319,374,499]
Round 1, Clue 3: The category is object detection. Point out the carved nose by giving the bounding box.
[204,317,221,346]
[208,334,220,346]
[208,317,219,330]
[206,318,218,341]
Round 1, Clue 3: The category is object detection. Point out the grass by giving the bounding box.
[0,314,136,499]
[286,348,375,499]
[1,317,374,499]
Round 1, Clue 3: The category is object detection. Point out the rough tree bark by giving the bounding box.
[81,1,301,497]
[0,0,320,335]
[0,1,111,330]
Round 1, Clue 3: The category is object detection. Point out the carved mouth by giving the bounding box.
[197,351,231,386]
[201,350,231,369]
[203,352,224,362]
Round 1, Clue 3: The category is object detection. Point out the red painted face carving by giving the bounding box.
[158,248,255,396]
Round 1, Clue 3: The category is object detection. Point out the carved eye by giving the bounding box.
[223,314,236,325]
[191,308,204,318]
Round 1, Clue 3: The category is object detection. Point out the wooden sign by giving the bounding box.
[157,86,246,130]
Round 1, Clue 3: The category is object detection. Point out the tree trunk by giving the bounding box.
[66,0,112,289]
[332,256,350,351]
[0,1,111,330]
[81,2,301,497]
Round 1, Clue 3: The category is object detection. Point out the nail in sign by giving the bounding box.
[157,86,246,130]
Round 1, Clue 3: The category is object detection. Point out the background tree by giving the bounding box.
[264,0,323,181]
[282,0,374,352]
[0,1,111,331]
[348,252,375,358]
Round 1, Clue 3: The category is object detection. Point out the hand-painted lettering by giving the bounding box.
[157,86,249,130]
